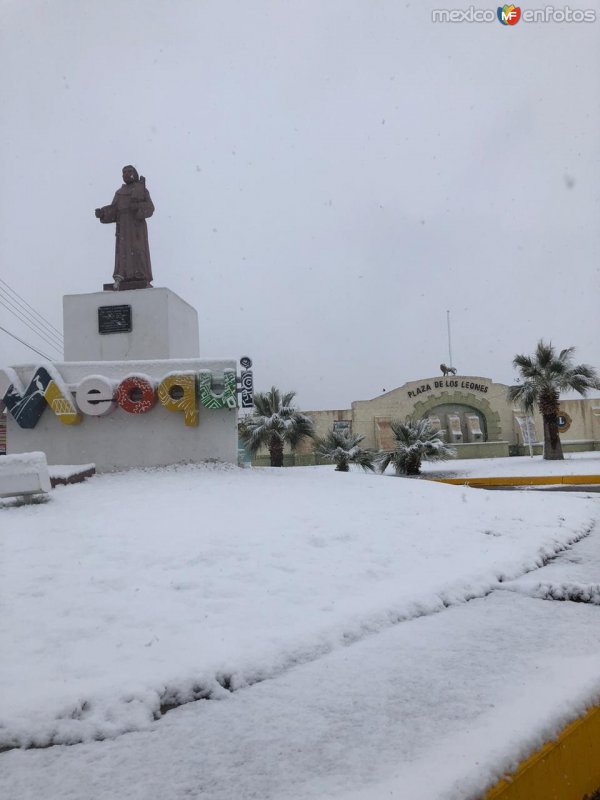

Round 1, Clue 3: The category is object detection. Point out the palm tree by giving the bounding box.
[508,340,600,460]
[239,387,315,467]
[377,418,456,476]
[315,428,375,472]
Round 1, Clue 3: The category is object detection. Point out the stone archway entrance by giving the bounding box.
[411,390,502,442]
[425,403,487,443]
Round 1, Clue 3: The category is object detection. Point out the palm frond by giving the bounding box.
[286,413,316,447]
[376,449,395,474]
[512,354,538,377]
[239,387,314,455]
[316,428,374,471]
[559,364,600,394]
[507,382,538,413]
[558,346,576,362]
[512,342,600,406]
[280,390,297,410]
[534,340,555,369]
[378,419,456,475]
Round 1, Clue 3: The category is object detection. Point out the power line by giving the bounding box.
[0,324,53,360]
[0,296,64,356]
[0,298,63,354]
[0,277,64,341]
[0,277,64,339]
[0,299,63,354]
[0,285,64,348]
[0,285,64,347]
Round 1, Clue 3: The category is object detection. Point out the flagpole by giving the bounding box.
[446,310,453,369]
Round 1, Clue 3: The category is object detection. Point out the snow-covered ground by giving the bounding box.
[1,462,599,799]
[421,450,600,478]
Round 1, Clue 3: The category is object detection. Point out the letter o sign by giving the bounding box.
[116,376,157,414]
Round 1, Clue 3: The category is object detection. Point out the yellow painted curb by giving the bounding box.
[482,703,600,800]
[431,475,600,487]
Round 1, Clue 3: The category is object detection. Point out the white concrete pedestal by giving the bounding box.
[1,288,241,470]
[63,288,199,361]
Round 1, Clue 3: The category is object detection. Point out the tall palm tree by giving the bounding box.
[508,341,600,460]
[315,428,375,472]
[377,418,455,476]
[239,387,315,467]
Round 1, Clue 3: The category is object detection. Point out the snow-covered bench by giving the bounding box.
[0,452,52,500]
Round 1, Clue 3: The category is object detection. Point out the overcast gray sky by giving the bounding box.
[1,0,599,410]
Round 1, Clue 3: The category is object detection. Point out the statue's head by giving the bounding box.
[122,165,139,184]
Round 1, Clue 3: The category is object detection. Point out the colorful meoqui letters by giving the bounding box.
[198,370,237,410]
[0,366,81,428]
[0,365,239,430]
[116,375,158,415]
[158,373,199,426]
[75,376,118,417]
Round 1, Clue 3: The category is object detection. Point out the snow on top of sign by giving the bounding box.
[8,359,239,384]
[72,373,119,386]
[0,365,21,399]
[11,358,237,370]
[42,362,77,402]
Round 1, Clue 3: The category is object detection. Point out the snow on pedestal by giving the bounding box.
[63,287,200,362]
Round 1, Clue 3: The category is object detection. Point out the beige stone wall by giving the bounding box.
[296,409,352,454]
[351,375,513,449]
[249,380,600,465]
[247,407,351,459]
[305,380,600,458]
[523,396,600,448]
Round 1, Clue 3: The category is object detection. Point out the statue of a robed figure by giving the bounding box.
[95,165,155,290]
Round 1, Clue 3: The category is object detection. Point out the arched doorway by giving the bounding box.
[425,403,487,443]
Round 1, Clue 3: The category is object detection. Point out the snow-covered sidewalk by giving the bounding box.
[421,451,600,479]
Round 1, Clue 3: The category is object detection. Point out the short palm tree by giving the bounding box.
[315,428,375,472]
[239,387,315,467]
[508,340,600,460]
[377,418,456,476]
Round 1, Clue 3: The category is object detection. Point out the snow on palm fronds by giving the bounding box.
[315,428,375,472]
[239,386,315,466]
[508,340,600,460]
[509,341,600,413]
[377,418,456,476]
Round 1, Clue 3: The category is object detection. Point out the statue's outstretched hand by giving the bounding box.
[94,208,103,219]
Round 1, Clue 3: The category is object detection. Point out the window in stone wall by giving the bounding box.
[333,420,352,434]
